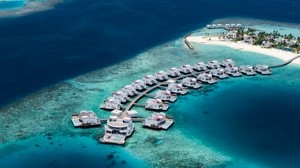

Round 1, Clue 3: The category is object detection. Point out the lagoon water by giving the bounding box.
[1,0,300,168]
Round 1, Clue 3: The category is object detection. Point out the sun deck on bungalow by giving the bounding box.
[181,77,202,89]
[167,67,181,77]
[207,60,221,69]
[100,97,122,110]
[225,66,242,77]
[239,65,256,76]
[154,71,169,81]
[167,82,188,95]
[154,90,177,102]
[143,75,157,86]
[132,80,147,91]
[71,110,101,127]
[197,73,217,84]
[210,68,228,79]
[145,98,169,111]
[194,62,208,71]
[143,112,174,130]
[121,85,137,97]
[180,64,193,74]
[255,65,272,75]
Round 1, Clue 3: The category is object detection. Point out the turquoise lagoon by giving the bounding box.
[0,0,27,10]
[1,20,300,167]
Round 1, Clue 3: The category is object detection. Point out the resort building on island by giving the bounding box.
[143,75,157,86]
[167,67,181,77]
[145,98,169,111]
[167,83,188,95]
[71,110,101,127]
[154,71,169,81]
[197,73,217,84]
[100,97,122,110]
[154,90,177,102]
[194,62,208,71]
[180,64,194,74]
[121,85,137,97]
[100,116,135,145]
[181,77,202,89]
[143,112,174,130]
[132,80,147,91]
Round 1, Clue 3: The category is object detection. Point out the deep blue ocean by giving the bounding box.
[1,0,300,105]
[1,1,300,168]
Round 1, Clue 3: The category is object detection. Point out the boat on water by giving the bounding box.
[225,66,242,77]
[239,65,256,76]
[100,97,122,110]
[145,98,169,111]
[207,60,221,69]
[167,67,181,77]
[121,85,138,97]
[143,112,174,130]
[167,83,188,95]
[180,77,202,89]
[254,64,272,75]
[210,68,229,79]
[100,116,135,145]
[180,64,194,74]
[154,90,177,102]
[197,73,217,84]
[143,75,157,86]
[132,80,147,91]
[154,71,169,81]
[71,110,101,127]
[221,59,235,67]
[193,62,208,71]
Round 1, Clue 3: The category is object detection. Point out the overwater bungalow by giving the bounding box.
[180,64,193,74]
[193,62,207,71]
[167,67,181,77]
[221,59,235,67]
[127,110,138,118]
[210,68,228,79]
[207,60,221,69]
[145,98,169,111]
[225,67,242,77]
[143,75,157,86]
[181,77,202,89]
[100,97,122,110]
[100,116,135,145]
[197,73,217,84]
[112,90,129,103]
[154,90,177,102]
[239,65,256,76]
[121,85,137,97]
[154,71,169,81]
[254,65,272,75]
[132,80,147,91]
[111,109,123,117]
[167,83,188,95]
[143,112,174,130]
[71,110,101,127]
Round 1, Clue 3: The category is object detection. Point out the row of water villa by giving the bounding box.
[71,59,272,145]
[206,23,242,30]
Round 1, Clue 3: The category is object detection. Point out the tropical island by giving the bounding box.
[186,23,300,65]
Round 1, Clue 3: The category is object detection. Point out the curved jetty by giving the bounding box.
[269,55,300,68]
[85,58,294,145]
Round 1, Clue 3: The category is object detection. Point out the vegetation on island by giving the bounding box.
[228,27,300,53]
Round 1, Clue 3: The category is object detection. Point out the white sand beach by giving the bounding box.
[186,36,300,65]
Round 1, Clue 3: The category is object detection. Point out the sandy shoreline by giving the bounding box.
[186,36,300,65]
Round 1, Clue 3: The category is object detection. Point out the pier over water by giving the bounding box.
[269,55,300,68]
